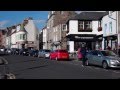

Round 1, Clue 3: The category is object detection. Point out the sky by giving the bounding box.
[0,11,48,30]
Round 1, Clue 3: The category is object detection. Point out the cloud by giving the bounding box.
[33,19,46,24]
[0,20,10,28]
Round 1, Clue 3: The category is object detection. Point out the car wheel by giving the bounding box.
[102,61,108,69]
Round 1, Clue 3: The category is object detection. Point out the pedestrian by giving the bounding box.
[77,47,83,61]
[81,46,87,66]
[107,46,111,51]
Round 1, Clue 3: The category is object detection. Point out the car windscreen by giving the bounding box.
[101,51,116,56]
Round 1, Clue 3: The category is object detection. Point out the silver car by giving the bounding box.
[38,49,51,58]
[85,50,120,69]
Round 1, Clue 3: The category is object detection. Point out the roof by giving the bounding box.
[66,12,109,23]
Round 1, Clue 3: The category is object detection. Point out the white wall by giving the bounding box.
[69,41,74,53]
[25,20,39,49]
[102,11,117,36]
[25,20,36,41]
[68,20,102,35]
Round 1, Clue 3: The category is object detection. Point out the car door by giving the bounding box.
[92,51,102,65]
[95,51,103,66]
[87,51,95,64]
[92,51,99,65]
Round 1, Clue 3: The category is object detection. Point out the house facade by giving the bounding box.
[46,11,76,50]
[66,12,108,53]
[102,11,117,51]
[6,17,39,50]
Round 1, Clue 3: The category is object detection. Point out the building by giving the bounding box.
[102,11,117,51]
[39,30,43,50]
[6,17,39,50]
[46,11,76,50]
[66,12,108,53]
[0,29,7,48]
[42,26,47,49]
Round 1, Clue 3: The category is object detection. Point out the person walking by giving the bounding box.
[77,47,83,61]
[81,46,87,66]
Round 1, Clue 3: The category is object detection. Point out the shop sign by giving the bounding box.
[75,36,94,39]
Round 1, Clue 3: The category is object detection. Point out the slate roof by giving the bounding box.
[66,12,109,23]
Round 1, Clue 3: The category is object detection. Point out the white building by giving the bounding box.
[66,12,108,53]
[42,26,48,49]
[6,17,39,50]
[102,11,117,50]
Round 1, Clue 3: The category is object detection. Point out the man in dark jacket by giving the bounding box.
[81,46,87,66]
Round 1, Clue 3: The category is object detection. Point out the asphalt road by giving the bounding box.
[2,55,120,79]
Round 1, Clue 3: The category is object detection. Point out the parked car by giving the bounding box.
[29,49,38,57]
[38,49,51,58]
[6,49,12,55]
[49,50,69,61]
[0,48,6,55]
[19,49,29,56]
[85,50,120,69]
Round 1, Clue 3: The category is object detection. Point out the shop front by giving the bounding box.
[66,34,97,53]
[103,35,117,53]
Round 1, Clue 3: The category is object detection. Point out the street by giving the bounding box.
[2,55,120,79]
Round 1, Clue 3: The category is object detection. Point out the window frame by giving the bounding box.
[78,20,92,32]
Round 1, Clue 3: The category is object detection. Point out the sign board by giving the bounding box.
[75,36,94,39]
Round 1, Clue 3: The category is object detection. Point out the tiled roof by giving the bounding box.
[67,11,109,21]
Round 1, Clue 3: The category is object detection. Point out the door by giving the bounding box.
[95,51,103,66]
[92,51,102,65]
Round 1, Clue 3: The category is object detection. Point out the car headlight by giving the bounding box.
[110,60,119,64]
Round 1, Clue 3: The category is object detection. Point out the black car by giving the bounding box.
[28,49,38,57]
[19,49,29,56]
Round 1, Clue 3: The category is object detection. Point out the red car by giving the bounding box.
[49,50,69,61]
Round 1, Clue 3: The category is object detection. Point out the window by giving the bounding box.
[92,51,98,55]
[78,21,84,31]
[62,24,67,31]
[104,24,107,35]
[23,34,26,40]
[109,22,112,33]
[78,21,92,32]
[84,21,92,30]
